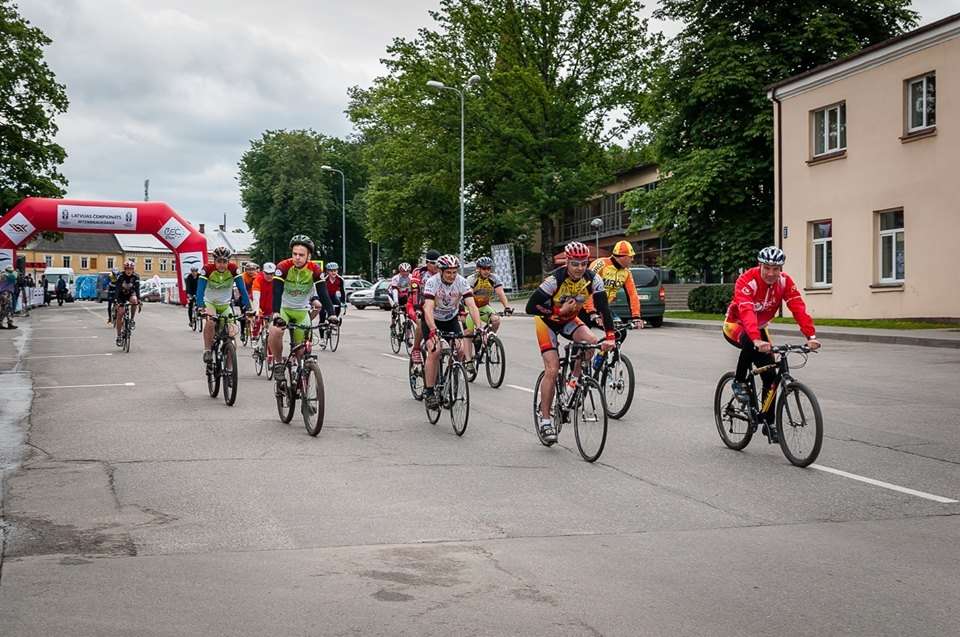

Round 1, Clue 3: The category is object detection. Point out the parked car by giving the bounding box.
[341,277,373,301]
[350,280,393,310]
[608,266,665,327]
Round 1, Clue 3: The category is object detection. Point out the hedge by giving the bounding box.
[687,284,734,314]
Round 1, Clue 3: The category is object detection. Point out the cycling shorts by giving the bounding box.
[534,316,584,353]
[280,307,310,344]
[722,321,771,348]
[464,304,495,331]
[421,316,462,340]
[205,301,232,317]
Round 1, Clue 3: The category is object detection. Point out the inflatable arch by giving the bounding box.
[0,197,207,305]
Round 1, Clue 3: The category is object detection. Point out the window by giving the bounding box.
[160,259,168,272]
[907,73,935,132]
[62,255,71,268]
[44,255,53,267]
[813,103,846,156]
[810,220,832,287]
[90,257,98,270]
[144,258,153,272]
[107,257,115,269]
[878,210,904,283]
[81,256,89,270]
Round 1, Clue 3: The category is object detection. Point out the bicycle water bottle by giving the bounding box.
[592,353,604,373]
[564,377,578,405]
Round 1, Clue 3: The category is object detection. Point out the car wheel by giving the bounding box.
[380,304,391,311]
[354,304,366,310]
[648,316,663,328]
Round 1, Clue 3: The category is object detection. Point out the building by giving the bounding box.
[198,223,255,264]
[115,234,177,278]
[21,233,123,276]
[768,13,959,319]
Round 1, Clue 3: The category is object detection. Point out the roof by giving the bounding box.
[27,232,122,253]
[768,12,960,95]
[202,228,255,254]
[115,234,173,254]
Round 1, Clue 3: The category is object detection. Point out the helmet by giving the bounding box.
[398,262,411,272]
[424,249,441,263]
[612,240,635,257]
[564,241,590,260]
[325,262,339,271]
[289,234,315,253]
[123,259,136,269]
[757,246,786,266]
[244,262,258,271]
[476,256,494,268]
[211,246,232,261]
[262,262,277,275]
[437,254,460,270]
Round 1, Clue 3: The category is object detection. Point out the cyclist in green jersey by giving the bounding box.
[197,246,251,364]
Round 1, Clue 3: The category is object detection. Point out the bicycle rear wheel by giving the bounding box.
[601,352,634,419]
[301,361,325,436]
[777,382,823,467]
[222,341,238,406]
[573,376,608,462]
[713,372,754,451]
[484,335,506,388]
[448,363,470,436]
[276,365,295,423]
[465,340,480,383]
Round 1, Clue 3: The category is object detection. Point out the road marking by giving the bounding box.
[381,353,408,362]
[811,464,958,504]
[7,353,113,360]
[35,382,136,390]
[29,336,99,340]
[507,384,535,394]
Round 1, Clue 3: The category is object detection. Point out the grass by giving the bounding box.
[664,311,958,330]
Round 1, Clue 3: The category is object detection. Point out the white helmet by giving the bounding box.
[262,262,277,275]
[757,246,786,266]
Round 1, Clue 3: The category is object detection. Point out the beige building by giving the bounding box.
[22,233,123,276]
[769,13,959,319]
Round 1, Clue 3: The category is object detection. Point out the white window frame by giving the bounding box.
[144,258,153,272]
[878,211,904,284]
[62,255,71,268]
[160,259,168,272]
[44,255,53,267]
[810,220,832,287]
[80,256,89,270]
[812,102,846,157]
[906,72,935,132]
[106,257,115,270]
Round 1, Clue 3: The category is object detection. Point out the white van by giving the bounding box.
[42,267,76,298]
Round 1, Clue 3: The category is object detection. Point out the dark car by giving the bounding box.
[350,280,393,310]
[608,266,665,327]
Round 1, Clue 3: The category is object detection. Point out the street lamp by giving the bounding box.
[517,233,527,291]
[426,74,481,265]
[590,217,603,259]
[321,165,346,271]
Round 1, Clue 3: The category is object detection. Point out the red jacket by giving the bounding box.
[725,267,815,341]
[405,265,432,321]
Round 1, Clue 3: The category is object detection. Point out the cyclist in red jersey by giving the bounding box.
[723,246,821,434]
[406,249,441,364]
[251,262,276,339]
[324,262,344,319]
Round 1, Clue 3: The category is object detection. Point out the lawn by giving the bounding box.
[664,311,957,330]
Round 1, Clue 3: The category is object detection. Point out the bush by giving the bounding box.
[687,284,734,314]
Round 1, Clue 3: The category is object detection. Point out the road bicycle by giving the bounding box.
[316,313,341,352]
[188,296,201,331]
[588,318,640,419]
[116,302,136,353]
[274,320,326,436]
[251,315,271,377]
[420,331,470,436]
[205,311,239,406]
[533,341,609,462]
[389,306,415,354]
[714,344,823,467]
[464,313,509,388]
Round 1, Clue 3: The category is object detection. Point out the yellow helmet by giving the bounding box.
[612,240,635,257]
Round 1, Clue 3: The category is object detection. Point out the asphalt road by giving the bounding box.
[1,301,958,636]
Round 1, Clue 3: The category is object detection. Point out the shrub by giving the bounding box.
[687,284,734,314]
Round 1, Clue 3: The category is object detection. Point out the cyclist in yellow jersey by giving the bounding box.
[583,240,644,330]
[463,255,512,372]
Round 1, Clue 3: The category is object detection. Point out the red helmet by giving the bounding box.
[564,241,590,260]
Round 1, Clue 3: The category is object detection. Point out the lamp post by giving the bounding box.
[517,233,527,291]
[321,165,346,271]
[426,74,481,265]
[590,217,603,259]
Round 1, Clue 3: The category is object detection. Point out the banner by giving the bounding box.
[0,248,13,270]
[57,204,138,231]
[490,243,517,291]
[178,251,204,281]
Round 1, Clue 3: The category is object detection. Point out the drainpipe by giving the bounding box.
[769,89,784,249]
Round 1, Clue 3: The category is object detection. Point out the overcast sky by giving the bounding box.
[17,0,959,230]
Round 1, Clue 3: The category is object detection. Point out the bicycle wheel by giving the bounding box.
[403,321,414,355]
[122,324,131,353]
[253,339,264,376]
[390,319,402,353]
[573,376,608,462]
[301,360,325,436]
[222,340,238,406]
[448,363,470,436]
[329,325,340,352]
[465,340,480,383]
[532,371,560,447]
[713,372,754,451]
[239,321,248,347]
[776,381,823,467]
[601,352,634,419]
[276,365,295,423]
[408,357,425,401]
[207,348,221,398]
[484,334,506,388]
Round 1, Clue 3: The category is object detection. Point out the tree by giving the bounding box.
[348,0,653,269]
[0,0,69,213]
[622,0,918,278]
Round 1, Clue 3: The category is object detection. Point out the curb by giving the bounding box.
[663,320,960,349]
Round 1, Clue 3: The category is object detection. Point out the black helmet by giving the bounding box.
[424,249,441,263]
[289,234,315,254]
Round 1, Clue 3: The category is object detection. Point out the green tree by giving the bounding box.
[348,0,653,269]
[622,0,917,278]
[0,0,69,213]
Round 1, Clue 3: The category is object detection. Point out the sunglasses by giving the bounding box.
[567,259,589,267]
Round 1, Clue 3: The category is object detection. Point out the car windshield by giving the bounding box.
[632,268,659,287]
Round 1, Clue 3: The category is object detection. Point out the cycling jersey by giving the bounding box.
[389,273,411,297]
[405,265,435,320]
[724,266,815,342]
[184,274,199,297]
[465,272,502,308]
[422,273,473,322]
[241,271,256,295]
[198,263,244,307]
[325,274,343,303]
[251,272,274,315]
[272,258,334,316]
[584,257,641,319]
[526,266,616,341]
[114,273,141,301]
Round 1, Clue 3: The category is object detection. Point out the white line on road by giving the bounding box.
[35,382,136,390]
[811,464,958,504]
[5,353,113,360]
[381,353,408,361]
[29,336,100,340]
[507,384,535,394]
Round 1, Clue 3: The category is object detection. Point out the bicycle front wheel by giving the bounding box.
[573,376,608,462]
[403,322,414,355]
[222,341,238,406]
[390,322,401,353]
[253,342,264,376]
[777,381,823,467]
[713,372,754,450]
[601,352,634,419]
[484,335,506,388]
[207,353,221,398]
[448,363,470,436]
[301,361,325,436]
[276,365,295,423]
[329,325,340,352]
[408,357,425,401]
[122,326,131,353]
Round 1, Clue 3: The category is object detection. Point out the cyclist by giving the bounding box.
[422,254,484,409]
[197,247,250,364]
[106,267,119,325]
[113,260,141,346]
[184,266,200,327]
[583,240,644,330]
[0,265,18,329]
[724,246,821,440]
[406,249,441,365]
[324,262,344,319]
[463,256,513,372]
[268,235,337,374]
[251,261,276,338]
[389,262,413,309]
[235,262,258,341]
[525,241,616,443]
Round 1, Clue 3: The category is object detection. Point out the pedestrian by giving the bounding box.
[17,270,30,317]
[0,265,18,328]
[56,276,67,306]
